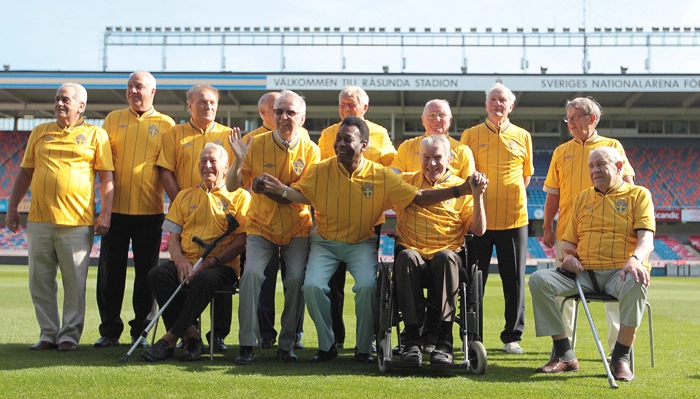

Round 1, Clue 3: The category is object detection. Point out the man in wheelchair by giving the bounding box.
[393,135,487,365]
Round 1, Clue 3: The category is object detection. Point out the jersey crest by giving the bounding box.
[75,134,86,145]
[216,199,228,213]
[149,124,159,137]
[615,199,628,214]
[362,182,374,198]
[293,159,305,175]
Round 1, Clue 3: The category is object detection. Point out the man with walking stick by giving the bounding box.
[529,146,654,383]
[138,143,249,362]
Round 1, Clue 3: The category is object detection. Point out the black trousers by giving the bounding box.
[148,261,237,338]
[329,224,383,345]
[258,254,304,342]
[96,213,164,339]
[467,226,527,344]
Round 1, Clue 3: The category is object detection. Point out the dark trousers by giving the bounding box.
[467,226,527,344]
[148,261,237,338]
[258,255,304,342]
[329,225,382,345]
[96,213,164,339]
[394,249,461,335]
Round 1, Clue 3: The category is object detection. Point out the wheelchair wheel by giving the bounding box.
[468,340,487,375]
[377,262,393,373]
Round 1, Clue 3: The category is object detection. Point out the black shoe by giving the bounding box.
[93,336,119,348]
[430,343,453,365]
[207,336,228,352]
[293,341,304,350]
[131,336,149,348]
[261,337,276,349]
[140,339,174,362]
[309,344,338,363]
[354,350,377,364]
[182,337,204,361]
[276,348,299,363]
[235,346,255,365]
[400,344,422,365]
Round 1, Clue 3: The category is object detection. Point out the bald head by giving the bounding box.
[258,92,281,128]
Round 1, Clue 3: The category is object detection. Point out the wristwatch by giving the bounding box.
[281,186,288,198]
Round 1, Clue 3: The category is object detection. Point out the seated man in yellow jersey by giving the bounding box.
[256,116,482,364]
[393,135,486,365]
[317,85,397,349]
[227,90,319,365]
[7,83,113,352]
[95,71,175,349]
[542,97,636,358]
[390,98,475,352]
[156,84,237,352]
[529,147,654,382]
[244,91,306,351]
[141,143,249,362]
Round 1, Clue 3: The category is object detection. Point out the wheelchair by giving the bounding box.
[376,235,487,374]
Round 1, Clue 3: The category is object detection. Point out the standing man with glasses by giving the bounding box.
[244,91,307,351]
[460,83,533,355]
[227,90,320,365]
[317,85,396,349]
[543,97,635,355]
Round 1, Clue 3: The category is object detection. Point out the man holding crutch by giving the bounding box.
[529,146,654,383]
[140,143,249,362]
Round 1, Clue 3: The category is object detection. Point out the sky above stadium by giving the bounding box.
[2,0,699,75]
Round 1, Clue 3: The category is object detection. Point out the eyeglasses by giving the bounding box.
[564,114,589,124]
[274,108,299,117]
[424,113,452,120]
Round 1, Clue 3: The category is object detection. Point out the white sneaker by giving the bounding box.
[503,342,524,354]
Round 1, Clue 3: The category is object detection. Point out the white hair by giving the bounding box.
[203,142,228,164]
[485,83,516,103]
[58,83,87,105]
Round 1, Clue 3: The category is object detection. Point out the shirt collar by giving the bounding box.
[485,119,511,134]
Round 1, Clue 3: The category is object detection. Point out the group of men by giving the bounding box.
[7,73,653,382]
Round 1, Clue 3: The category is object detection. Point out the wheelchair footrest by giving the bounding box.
[429,362,469,370]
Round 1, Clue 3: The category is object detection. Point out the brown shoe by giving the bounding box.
[58,341,78,352]
[611,360,635,382]
[536,356,579,373]
[28,341,58,351]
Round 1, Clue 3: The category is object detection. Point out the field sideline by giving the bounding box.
[0,265,698,398]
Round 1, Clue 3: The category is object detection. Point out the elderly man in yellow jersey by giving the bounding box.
[157,83,236,352]
[257,116,482,364]
[141,143,249,362]
[391,99,475,179]
[226,90,320,365]
[460,83,533,355]
[391,98,476,352]
[94,71,175,349]
[245,91,307,351]
[7,83,114,351]
[318,85,397,348]
[393,134,486,365]
[543,97,636,356]
[529,146,654,382]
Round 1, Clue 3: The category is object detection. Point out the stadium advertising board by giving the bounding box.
[681,209,700,223]
[266,74,700,92]
[655,209,682,222]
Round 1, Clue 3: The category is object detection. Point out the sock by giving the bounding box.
[610,341,632,364]
[553,338,576,361]
[405,324,421,347]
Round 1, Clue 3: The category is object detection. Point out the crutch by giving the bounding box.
[575,277,618,389]
[120,214,239,363]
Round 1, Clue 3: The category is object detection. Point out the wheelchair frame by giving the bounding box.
[376,237,487,374]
